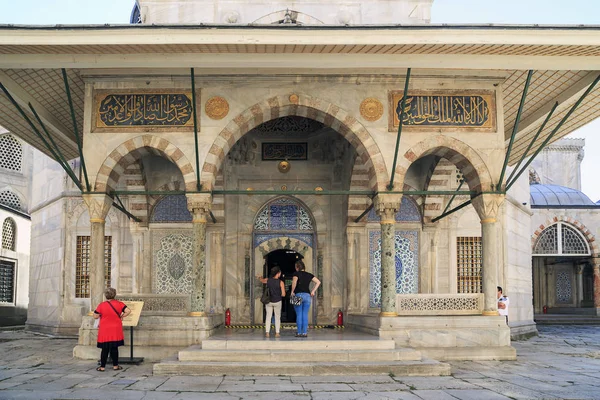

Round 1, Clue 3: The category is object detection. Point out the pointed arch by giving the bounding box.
[94,134,197,192]
[532,216,597,257]
[200,94,389,192]
[395,135,494,193]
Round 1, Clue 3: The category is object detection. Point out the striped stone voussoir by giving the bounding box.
[94,134,197,193]
[199,94,389,192]
[396,135,493,194]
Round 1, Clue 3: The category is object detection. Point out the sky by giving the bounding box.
[1,0,600,199]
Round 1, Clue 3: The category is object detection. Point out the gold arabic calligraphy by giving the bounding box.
[391,92,495,130]
[97,93,193,127]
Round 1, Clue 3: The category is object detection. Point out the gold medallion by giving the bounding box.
[360,97,384,122]
[205,96,230,120]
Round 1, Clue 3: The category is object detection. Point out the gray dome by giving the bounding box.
[530,184,596,207]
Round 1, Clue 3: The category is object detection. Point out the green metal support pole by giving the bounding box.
[387,68,411,191]
[498,70,534,191]
[112,201,141,222]
[114,194,126,211]
[354,204,374,223]
[100,189,485,197]
[0,82,83,191]
[209,210,217,224]
[506,102,559,186]
[28,103,83,191]
[506,73,600,191]
[431,196,477,223]
[62,69,91,192]
[190,68,202,192]
[441,180,464,216]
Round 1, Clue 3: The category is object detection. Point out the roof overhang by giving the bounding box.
[0,24,599,164]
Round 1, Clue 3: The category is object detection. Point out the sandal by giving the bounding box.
[96,367,105,372]
[113,366,123,370]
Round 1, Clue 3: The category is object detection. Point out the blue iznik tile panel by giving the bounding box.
[254,197,314,231]
[369,230,419,308]
[366,197,421,223]
[151,195,192,223]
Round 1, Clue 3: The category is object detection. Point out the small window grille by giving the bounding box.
[0,191,21,211]
[1,218,16,251]
[0,135,22,172]
[75,236,112,298]
[0,260,15,303]
[533,223,590,256]
[455,168,465,186]
[457,236,482,293]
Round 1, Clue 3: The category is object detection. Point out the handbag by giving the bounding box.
[260,287,271,305]
[290,295,302,306]
[93,318,100,329]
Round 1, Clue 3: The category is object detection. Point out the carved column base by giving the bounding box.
[188,311,207,317]
[482,310,500,316]
[380,311,398,317]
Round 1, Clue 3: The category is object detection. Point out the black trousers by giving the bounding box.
[100,347,119,367]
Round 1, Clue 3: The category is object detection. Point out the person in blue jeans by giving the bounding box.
[291,260,321,337]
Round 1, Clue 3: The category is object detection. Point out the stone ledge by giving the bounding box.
[418,346,517,361]
[73,344,181,361]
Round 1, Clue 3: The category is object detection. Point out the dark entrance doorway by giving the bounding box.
[264,249,303,323]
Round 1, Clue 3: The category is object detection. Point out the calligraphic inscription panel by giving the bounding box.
[94,91,196,131]
[262,143,308,161]
[388,90,496,132]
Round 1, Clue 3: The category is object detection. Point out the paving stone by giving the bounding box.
[445,389,513,400]
[396,376,478,390]
[126,376,170,391]
[233,393,311,400]
[58,388,146,399]
[349,383,410,391]
[291,375,395,383]
[412,390,461,399]
[217,382,304,392]
[156,375,223,391]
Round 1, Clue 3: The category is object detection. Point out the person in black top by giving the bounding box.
[257,266,285,337]
[291,260,321,337]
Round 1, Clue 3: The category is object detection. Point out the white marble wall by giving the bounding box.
[530,138,584,190]
[138,0,433,25]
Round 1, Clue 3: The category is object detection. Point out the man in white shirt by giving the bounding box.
[497,286,509,325]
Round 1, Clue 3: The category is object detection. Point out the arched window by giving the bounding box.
[150,195,192,223]
[0,191,22,211]
[533,222,590,256]
[0,135,23,172]
[254,197,313,231]
[1,218,16,251]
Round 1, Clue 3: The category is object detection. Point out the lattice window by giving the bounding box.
[0,260,15,303]
[562,225,589,255]
[150,195,192,223]
[457,237,482,294]
[75,236,112,298]
[0,191,21,211]
[1,218,16,251]
[455,168,465,186]
[0,135,22,172]
[253,197,314,231]
[533,223,590,256]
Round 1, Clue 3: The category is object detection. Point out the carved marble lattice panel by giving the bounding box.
[366,197,421,223]
[254,233,313,249]
[369,230,419,308]
[556,269,572,304]
[117,296,190,312]
[154,233,194,294]
[533,224,558,255]
[396,295,482,315]
[561,225,590,255]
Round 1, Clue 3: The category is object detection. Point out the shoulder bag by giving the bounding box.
[260,287,271,305]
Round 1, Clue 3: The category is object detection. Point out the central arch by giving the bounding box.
[200,93,389,192]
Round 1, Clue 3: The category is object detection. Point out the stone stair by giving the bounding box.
[153,337,451,376]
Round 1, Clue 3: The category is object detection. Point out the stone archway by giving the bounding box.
[394,135,494,193]
[200,93,389,192]
[94,134,197,192]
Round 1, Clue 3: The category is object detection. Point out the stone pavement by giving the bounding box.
[1,325,600,399]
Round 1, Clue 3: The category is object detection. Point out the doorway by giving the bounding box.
[264,249,303,323]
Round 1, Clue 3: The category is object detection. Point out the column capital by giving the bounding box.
[374,193,402,223]
[471,193,505,223]
[186,193,212,221]
[82,193,113,223]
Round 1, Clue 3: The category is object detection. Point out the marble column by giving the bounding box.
[375,194,402,317]
[472,194,504,316]
[592,258,600,315]
[82,194,113,312]
[576,264,584,307]
[186,193,212,316]
[346,230,356,312]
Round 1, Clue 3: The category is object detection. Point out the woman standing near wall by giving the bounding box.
[291,260,321,338]
[93,287,131,371]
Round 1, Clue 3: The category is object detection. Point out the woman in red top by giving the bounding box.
[93,287,131,371]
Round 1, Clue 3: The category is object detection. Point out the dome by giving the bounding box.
[530,184,596,207]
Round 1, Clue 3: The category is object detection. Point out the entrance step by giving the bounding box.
[179,347,422,362]
[153,359,451,377]
[200,338,396,351]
